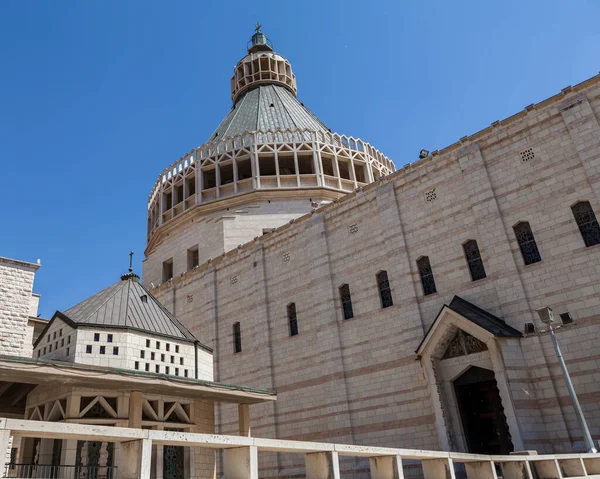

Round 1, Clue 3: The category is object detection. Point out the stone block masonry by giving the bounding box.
[0,257,39,357]
[147,74,600,476]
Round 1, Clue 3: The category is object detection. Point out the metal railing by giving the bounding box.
[3,464,116,479]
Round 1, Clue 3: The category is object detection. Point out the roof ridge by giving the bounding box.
[66,281,127,323]
[124,278,132,328]
[136,281,197,341]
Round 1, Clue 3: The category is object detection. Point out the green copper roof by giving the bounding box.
[209,84,329,143]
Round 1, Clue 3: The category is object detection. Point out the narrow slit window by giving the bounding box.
[233,322,242,353]
[339,284,354,320]
[288,303,298,336]
[571,201,600,247]
[417,256,437,296]
[463,240,486,281]
[513,222,542,265]
[376,271,393,308]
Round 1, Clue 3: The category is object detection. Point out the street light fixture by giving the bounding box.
[535,307,597,453]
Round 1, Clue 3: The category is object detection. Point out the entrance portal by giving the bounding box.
[454,366,513,454]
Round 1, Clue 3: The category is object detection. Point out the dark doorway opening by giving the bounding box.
[454,366,513,454]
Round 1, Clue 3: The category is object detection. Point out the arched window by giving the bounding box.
[417,256,437,296]
[463,240,486,281]
[571,201,600,247]
[376,271,393,308]
[339,284,354,320]
[287,303,298,337]
[513,222,541,265]
[233,322,241,353]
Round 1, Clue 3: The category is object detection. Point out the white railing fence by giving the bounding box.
[1,418,599,479]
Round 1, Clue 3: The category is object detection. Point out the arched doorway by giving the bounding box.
[453,366,513,454]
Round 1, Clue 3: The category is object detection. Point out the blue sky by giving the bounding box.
[1,0,599,318]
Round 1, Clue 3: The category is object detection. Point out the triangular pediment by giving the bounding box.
[441,329,488,359]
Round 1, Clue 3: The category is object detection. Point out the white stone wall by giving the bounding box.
[143,198,327,288]
[148,76,600,467]
[0,257,39,357]
[33,317,75,361]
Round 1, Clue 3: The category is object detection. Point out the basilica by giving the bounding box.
[143,25,600,474]
[2,26,600,479]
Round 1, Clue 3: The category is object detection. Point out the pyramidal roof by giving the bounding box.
[56,273,198,343]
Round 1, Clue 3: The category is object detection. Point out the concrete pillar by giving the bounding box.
[464,461,497,479]
[60,439,78,467]
[119,438,152,479]
[501,461,533,479]
[305,451,340,479]
[0,430,10,470]
[583,456,600,475]
[223,446,257,479]
[369,455,404,479]
[559,458,586,477]
[422,458,456,479]
[238,404,251,437]
[129,391,143,429]
[530,459,562,479]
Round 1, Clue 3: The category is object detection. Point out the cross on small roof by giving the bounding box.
[129,251,134,273]
[255,22,262,33]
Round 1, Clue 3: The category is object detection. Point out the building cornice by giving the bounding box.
[0,256,40,271]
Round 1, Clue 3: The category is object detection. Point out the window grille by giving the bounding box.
[463,240,486,281]
[233,322,242,353]
[339,284,354,320]
[288,303,299,336]
[376,271,393,308]
[571,201,600,247]
[513,222,542,265]
[417,256,437,296]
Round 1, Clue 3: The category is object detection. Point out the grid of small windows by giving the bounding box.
[572,201,600,247]
[339,284,354,320]
[417,256,437,296]
[376,271,393,308]
[463,240,486,281]
[287,303,298,337]
[514,222,542,265]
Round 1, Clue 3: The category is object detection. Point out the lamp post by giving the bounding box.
[535,307,597,453]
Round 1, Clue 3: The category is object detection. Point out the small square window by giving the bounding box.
[59,329,62,337]
[94,333,100,342]
[53,332,56,340]
[135,361,139,370]
[47,335,50,343]
[145,363,150,372]
[175,368,179,376]
[37,350,40,358]
[166,344,170,352]
[146,339,151,347]
[61,338,64,347]
[43,347,46,354]
[100,346,106,354]
[66,347,69,356]
[49,345,52,352]
[165,366,170,375]
[55,342,58,350]
[180,357,184,365]
[170,355,174,364]
[86,345,92,354]
[155,365,160,373]
[184,370,188,378]
[156,341,160,349]
[161,354,165,362]
[113,347,119,355]
[175,345,180,353]
[68,336,71,344]
[107,334,113,343]
[151,352,155,360]
[141,350,145,359]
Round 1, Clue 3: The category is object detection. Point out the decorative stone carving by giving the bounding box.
[441,330,487,359]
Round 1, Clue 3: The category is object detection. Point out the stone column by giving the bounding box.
[305,452,340,479]
[223,446,258,479]
[369,455,404,479]
[119,438,152,479]
[238,404,251,437]
[128,391,143,429]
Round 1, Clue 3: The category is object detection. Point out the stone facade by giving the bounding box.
[0,257,39,357]
[147,73,600,475]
